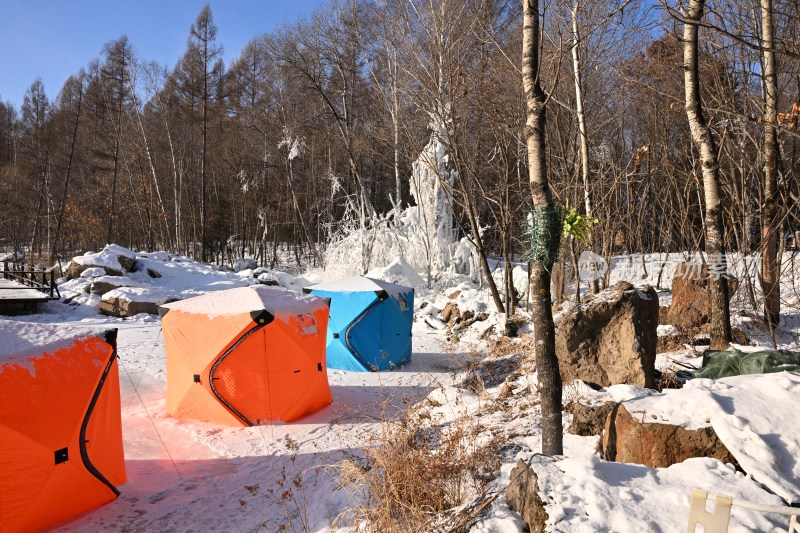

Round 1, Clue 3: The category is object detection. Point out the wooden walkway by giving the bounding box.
[0,278,53,303]
[1,261,60,314]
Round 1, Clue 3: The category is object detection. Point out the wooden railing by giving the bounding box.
[1,261,61,299]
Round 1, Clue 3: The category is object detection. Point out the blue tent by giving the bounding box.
[304,277,413,372]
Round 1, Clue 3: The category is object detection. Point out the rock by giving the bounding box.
[79,267,107,278]
[99,296,160,317]
[91,278,132,296]
[236,269,255,279]
[567,401,616,436]
[66,261,122,279]
[667,263,738,331]
[555,281,658,389]
[233,258,258,272]
[99,288,172,318]
[424,316,448,330]
[658,306,670,325]
[102,244,136,272]
[656,324,683,353]
[448,290,461,299]
[257,278,280,286]
[441,302,460,323]
[147,268,162,278]
[117,255,135,273]
[732,326,748,345]
[506,459,548,532]
[601,403,737,468]
[504,316,528,338]
[656,335,685,354]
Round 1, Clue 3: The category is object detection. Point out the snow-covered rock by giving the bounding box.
[79,267,106,278]
[366,256,425,288]
[232,258,258,272]
[99,287,176,317]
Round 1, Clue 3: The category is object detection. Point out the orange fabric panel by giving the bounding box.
[0,335,123,533]
[263,307,332,422]
[0,426,52,532]
[173,377,247,426]
[163,311,253,422]
[84,357,127,487]
[10,460,116,532]
[212,328,269,424]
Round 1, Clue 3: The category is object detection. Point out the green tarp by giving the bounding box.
[695,347,800,379]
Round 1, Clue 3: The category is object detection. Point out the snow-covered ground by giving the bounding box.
[1,248,799,532]
[7,302,467,532]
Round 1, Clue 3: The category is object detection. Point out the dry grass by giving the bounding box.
[562,380,589,409]
[337,412,500,532]
[657,367,683,391]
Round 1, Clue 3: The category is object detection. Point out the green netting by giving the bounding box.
[524,206,564,267]
[694,348,800,379]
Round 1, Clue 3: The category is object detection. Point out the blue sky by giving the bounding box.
[0,0,325,108]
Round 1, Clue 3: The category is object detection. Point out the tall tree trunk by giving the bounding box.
[570,1,599,295]
[106,110,122,245]
[131,93,171,250]
[760,0,781,329]
[683,0,733,350]
[523,0,563,456]
[286,158,323,267]
[201,45,209,263]
[53,83,83,262]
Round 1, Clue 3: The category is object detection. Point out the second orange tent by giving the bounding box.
[159,285,332,426]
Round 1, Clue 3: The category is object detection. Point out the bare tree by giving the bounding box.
[682,0,733,349]
[52,73,85,262]
[101,36,134,245]
[760,0,781,331]
[523,0,563,456]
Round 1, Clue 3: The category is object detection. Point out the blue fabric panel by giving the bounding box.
[308,289,378,372]
[308,287,414,372]
[348,299,387,370]
[377,290,414,369]
[324,333,369,372]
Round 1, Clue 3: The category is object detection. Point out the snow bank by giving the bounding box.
[104,287,176,305]
[79,267,106,278]
[366,256,425,288]
[619,372,800,504]
[73,249,124,271]
[529,454,786,532]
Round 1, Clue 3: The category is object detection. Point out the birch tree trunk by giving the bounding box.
[760,0,781,329]
[570,1,599,295]
[523,0,563,456]
[683,0,733,349]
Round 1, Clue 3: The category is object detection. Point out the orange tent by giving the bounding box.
[159,285,332,426]
[0,321,126,533]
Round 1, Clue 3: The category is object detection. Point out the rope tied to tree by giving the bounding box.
[524,206,564,268]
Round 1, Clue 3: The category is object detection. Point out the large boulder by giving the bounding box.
[90,276,144,296]
[104,244,137,272]
[555,281,658,389]
[601,403,736,468]
[506,459,548,532]
[99,288,173,318]
[67,261,123,279]
[567,401,616,437]
[67,247,131,279]
[667,263,738,331]
[233,258,258,272]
